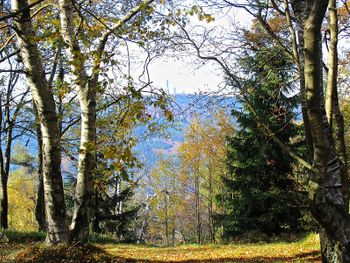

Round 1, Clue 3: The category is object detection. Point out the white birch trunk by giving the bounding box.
[59,0,96,243]
[11,0,69,243]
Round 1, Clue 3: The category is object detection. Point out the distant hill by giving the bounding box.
[11,93,235,175]
[133,93,235,171]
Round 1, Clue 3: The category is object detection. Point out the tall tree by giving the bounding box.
[11,0,69,243]
[286,0,350,261]
[178,112,233,243]
[58,0,156,243]
[222,39,308,237]
[149,157,182,245]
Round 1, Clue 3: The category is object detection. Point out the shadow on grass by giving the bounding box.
[12,244,321,263]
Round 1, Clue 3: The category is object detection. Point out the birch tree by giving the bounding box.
[11,0,69,243]
[57,0,156,242]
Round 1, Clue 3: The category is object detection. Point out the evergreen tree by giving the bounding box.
[221,37,309,237]
[91,155,141,242]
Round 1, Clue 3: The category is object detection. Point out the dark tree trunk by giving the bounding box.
[295,0,350,261]
[0,179,8,229]
[0,95,6,229]
[0,98,15,229]
[34,107,46,232]
[92,191,101,233]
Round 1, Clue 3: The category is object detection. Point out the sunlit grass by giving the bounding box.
[2,233,321,262]
[102,233,321,262]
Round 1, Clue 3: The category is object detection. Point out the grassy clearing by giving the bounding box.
[1,233,321,262]
[103,233,321,262]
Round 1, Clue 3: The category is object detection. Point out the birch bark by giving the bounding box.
[11,0,69,243]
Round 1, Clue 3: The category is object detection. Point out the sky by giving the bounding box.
[148,57,224,94]
[146,5,252,94]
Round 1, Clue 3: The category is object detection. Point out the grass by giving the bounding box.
[0,232,321,262]
[102,233,321,262]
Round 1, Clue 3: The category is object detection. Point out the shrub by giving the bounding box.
[88,232,117,244]
[2,230,45,243]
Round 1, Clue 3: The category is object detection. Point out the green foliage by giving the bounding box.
[92,153,141,242]
[220,27,310,238]
[88,232,118,244]
[0,230,45,243]
[11,144,35,168]
[0,230,119,244]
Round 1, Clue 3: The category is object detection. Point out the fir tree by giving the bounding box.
[221,41,309,237]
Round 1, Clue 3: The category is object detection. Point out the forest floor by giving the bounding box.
[1,233,321,263]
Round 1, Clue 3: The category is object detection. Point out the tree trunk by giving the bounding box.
[58,0,96,243]
[12,0,69,243]
[0,179,8,229]
[324,0,349,211]
[164,190,169,246]
[58,0,155,243]
[69,96,96,243]
[1,74,21,229]
[195,173,201,244]
[0,95,7,229]
[291,0,314,158]
[1,122,13,229]
[92,190,101,233]
[302,0,350,261]
[208,165,215,243]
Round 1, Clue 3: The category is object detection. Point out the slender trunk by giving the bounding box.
[208,165,215,243]
[325,0,349,211]
[0,95,6,229]
[59,0,96,243]
[179,230,187,244]
[1,74,20,229]
[325,0,337,128]
[321,1,350,260]
[0,178,8,229]
[71,91,96,241]
[116,177,122,214]
[172,226,175,245]
[2,128,12,228]
[1,122,13,229]
[164,190,169,246]
[195,173,201,244]
[12,0,69,243]
[138,214,148,243]
[302,0,350,261]
[58,0,154,243]
[92,190,101,233]
[69,96,96,243]
[291,0,314,158]
[33,103,46,232]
